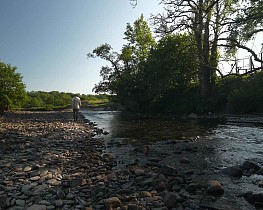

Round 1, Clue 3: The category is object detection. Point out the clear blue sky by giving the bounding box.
[0,0,163,94]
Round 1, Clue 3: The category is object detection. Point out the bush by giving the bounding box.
[227,72,263,113]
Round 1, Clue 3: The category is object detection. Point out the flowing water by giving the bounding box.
[81,110,263,210]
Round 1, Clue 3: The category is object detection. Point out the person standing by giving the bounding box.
[71,95,81,121]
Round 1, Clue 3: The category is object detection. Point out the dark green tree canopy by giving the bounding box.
[134,33,198,108]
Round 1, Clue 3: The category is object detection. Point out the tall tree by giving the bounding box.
[152,0,263,97]
[0,61,26,112]
[88,15,155,98]
[153,0,229,97]
[123,14,156,67]
[134,33,198,108]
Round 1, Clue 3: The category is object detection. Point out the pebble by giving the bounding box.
[0,111,255,210]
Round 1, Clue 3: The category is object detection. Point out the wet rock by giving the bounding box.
[223,166,242,177]
[246,193,263,205]
[256,168,263,175]
[207,180,224,195]
[241,161,260,171]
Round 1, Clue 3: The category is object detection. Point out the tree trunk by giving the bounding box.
[199,65,212,97]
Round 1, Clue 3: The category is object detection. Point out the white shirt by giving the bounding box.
[72,96,81,109]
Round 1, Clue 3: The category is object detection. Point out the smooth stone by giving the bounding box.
[63,199,74,205]
[47,179,61,186]
[23,166,32,172]
[207,180,224,195]
[54,199,63,207]
[223,166,242,177]
[16,199,26,206]
[27,204,47,210]
[38,200,51,205]
[30,176,41,181]
[134,169,145,176]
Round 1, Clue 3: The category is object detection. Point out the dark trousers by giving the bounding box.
[73,109,79,121]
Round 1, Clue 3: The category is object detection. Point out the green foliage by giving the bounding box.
[89,15,156,102]
[0,61,27,111]
[24,91,109,110]
[82,94,109,106]
[123,14,156,65]
[88,10,263,114]
[123,33,199,111]
[227,72,263,113]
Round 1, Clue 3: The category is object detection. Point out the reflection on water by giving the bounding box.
[81,110,224,141]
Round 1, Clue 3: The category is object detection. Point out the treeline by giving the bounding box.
[0,60,109,112]
[25,91,109,110]
[88,4,263,114]
[0,60,109,113]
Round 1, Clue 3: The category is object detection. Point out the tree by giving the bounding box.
[88,15,155,99]
[88,43,122,94]
[226,0,263,62]
[123,14,156,67]
[0,61,27,111]
[152,0,263,97]
[135,33,199,109]
[153,0,228,97]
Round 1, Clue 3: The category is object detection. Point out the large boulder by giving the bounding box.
[223,166,243,178]
[246,193,263,205]
[207,180,224,195]
[241,160,260,175]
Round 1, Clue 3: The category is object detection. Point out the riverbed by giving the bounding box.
[82,110,263,210]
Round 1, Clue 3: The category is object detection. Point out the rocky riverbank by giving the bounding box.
[0,111,261,210]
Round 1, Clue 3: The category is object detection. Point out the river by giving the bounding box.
[81,110,263,210]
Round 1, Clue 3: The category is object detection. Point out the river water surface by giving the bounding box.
[82,110,263,210]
